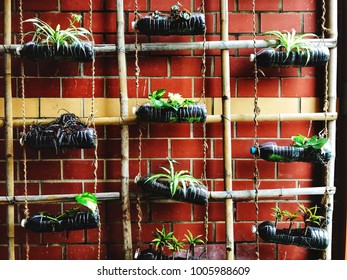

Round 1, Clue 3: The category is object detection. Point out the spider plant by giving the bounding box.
[151,226,174,259]
[167,235,185,260]
[23,13,92,49]
[282,209,299,234]
[271,206,286,227]
[184,230,204,257]
[145,157,204,196]
[148,89,197,111]
[298,204,325,234]
[264,29,318,65]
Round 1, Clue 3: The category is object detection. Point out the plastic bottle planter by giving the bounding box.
[258,221,329,250]
[250,46,330,68]
[136,103,207,123]
[135,245,198,260]
[20,41,95,62]
[133,12,205,36]
[250,142,331,164]
[21,210,99,233]
[25,113,96,152]
[137,176,208,206]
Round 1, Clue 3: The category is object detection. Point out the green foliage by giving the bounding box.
[24,13,92,48]
[167,236,185,259]
[291,134,329,150]
[152,226,174,252]
[298,204,325,228]
[148,89,197,111]
[145,157,204,197]
[271,206,286,226]
[75,192,98,213]
[264,29,318,65]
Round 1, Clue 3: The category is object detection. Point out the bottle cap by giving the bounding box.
[249,54,255,62]
[250,146,257,155]
[131,21,137,30]
[21,218,27,228]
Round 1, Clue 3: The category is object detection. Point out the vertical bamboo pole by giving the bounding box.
[221,0,234,260]
[116,0,133,260]
[4,0,15,260]
[325,0,338,260]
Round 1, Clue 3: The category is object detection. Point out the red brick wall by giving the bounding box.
[0,0,332,260]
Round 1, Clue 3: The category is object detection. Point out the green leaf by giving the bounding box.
[75,192,98,212]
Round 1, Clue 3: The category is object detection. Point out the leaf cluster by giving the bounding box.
[148,89,197,111]
[24,13,92,49]
[291,134,329,150]
[146,157,204,196]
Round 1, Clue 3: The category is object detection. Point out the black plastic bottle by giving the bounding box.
[250,142,331,164]
[249,46,330,67]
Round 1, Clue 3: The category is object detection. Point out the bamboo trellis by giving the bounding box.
[1,0,339,260]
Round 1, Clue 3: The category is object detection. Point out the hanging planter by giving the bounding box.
[250,134,331,164]
[21,192,99,233]
[24,113,96,152]
[249,29,330,67]
[132,3,206,36]
[18,14,95,62]
[256,204,329,250]
[137,158,208,205]
[135,89,207,123]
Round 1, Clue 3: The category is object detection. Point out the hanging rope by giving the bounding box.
[18,0,30,261]
[251,0,260,260]
[88,0,101,260]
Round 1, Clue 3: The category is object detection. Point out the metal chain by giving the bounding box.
[252,0,260,260]
[89,0,101,260]
[19,0,30,261]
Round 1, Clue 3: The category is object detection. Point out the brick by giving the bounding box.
[235,160,275,179]
[283,0,316,11]
[85,139,121,159]
[277,245,320,260]
[193,122,224,138]
[105,160,121,179]
[150,123,191,138]
[171,139,210,158]
[151,78,193,98]
[229,14,256,33]
[129,139,168,158]
[39,12,79,30]
[24,78,60,98]
[193,159,224,179]
[37,61,80,77]
[85,57,118,76]
[41,182,83,195]
[208,202,226,221]
[132,223,170,244]
[16,2,58,11]
[151,203,192,221]
[22,246,63,260]
[236,121,278,138]
[236,243,275,260]
[66,245,106,260]
[84,12,117,33]
[123,0,147,11]
[234,222,256,242]
[60,0,103,11]
[20,161,61,180]
[239,0,279,11]
[63,160,103,180]
[127,56,168,77]
[282,78,316,97]
[194,77,226,98]
[280,121,312,138]
[261,13,301,33]
[236,201,276,221]
[231,139,258,159]
[238,78,279,97]
[39,147,82,160]
[171,57,207,77]
[14,182,40,196]
[150,0,191,11]
[62,78,104,98]
[304,13,318,33]
[278,162,317,179]
[43,230,85,244]
[40,98,83,118]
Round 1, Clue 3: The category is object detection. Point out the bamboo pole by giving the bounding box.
[116,0,132,260]
[3,0,15,261]
[220,0,234,260]
[2,38,337,53]
[0,112,338,128]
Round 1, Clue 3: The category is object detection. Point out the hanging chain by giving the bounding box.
[89,0,101,260]
[252,0,260,260]
[19,0,30,261]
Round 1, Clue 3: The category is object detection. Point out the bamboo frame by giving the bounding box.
[3,0,15,261]
[116,0,132,261]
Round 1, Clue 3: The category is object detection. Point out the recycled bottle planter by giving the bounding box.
[136,103,207,123]
[250,46,330,68]
[137,176,208,205]
[19,41,95,62]
[135,245,199,260]
[21,209,99,233]
[25,113,96,152]
[258,221,329,250]
[133,13,206,36]
[250,142,331,164]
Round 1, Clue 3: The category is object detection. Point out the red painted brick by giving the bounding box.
[278,162,315,179]
[123,0,147,11]
[41,182,82,195]
[20,161,61,180]
[85,139,121,159]
[37,61,80,77]
[228,57,255,77]
[171,57,207,77]
[192,159,224,179]
[150,123,191,138]
[62,78,104,98]
[42,230,85,244]
[229,14,256,33]
[63,160,104,180]
[193,122,224,138]
[277,245,320,260]
[281,77,316,97]
[24,78,60,97]
[236,201,276,221]
[280,121,312,138]
[143,36,191,56]
[150,0,191,11]
[38,12,79,30]
[236,121,278,138]
[85,57,118,76]
[238,78,279,97]
[230,180,253,191]
[127,56,168,77]
[171,139,210,158]
[304,13,318,33]
[129,139,169,158]
[235,160,275,179]
[60,0,103,11]
[194,77,228,98]
[16,2,58,11]
[283,0,316,11]
[234,222,256,242]
[14,182,40,196]
[66,244,106,260]
[152,202,192,221]
[105,160,121,179]
[151,78,193,98]
[231,139,258,159]
[126,78,149,99]
[236,243,275,260]
[132,223,170,244]
[239,0,279,11]
[84,12,117,33]
[22,246,63,260]
[208,202,226,221]
[261,13,301,33]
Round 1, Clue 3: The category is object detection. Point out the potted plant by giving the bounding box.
[21,192,99,233]
[137,158,208,205]
[24,112,96,153]
[135,89,207,123]
[257,204,329,250]
[250,133,331,164]
[250,29,330,67]
[132,2,206,36]
[184,229,204,259]
[19,13,94,61]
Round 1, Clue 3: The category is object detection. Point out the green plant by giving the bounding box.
[24,13,92,49]
[151,226,174,258]
[282,209,299,233]
[184,230,204,257]
[148,89,197,111]
[291,134,329,150]
[298,204,325,233]
[145,157,204,196]
[271,206,286,227]
[167,235,185,260]
[264,29,317,65]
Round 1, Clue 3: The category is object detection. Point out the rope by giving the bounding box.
[18,0,30,261]
[89,0,101,260]
[252,0,260,260]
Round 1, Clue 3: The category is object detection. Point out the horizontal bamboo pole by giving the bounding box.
[0,38,337,54]
[0,187,335,205]
[0,112,338,128]
[0,192,121,205]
